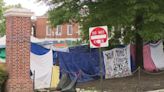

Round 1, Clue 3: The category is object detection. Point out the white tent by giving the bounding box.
[0,35,6,48]
[30,36,45,43]
[0,35,45,48]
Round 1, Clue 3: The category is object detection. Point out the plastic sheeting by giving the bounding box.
[30,50,53,89]
[103,45,132,79]
[58,51,104,82]
[150,41,164,70]
[143,45,157,72]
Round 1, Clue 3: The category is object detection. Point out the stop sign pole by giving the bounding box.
[89,26,108,92]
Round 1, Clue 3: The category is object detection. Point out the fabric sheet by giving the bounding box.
[103,45,132,79]
[31,43,57,65]
[30,50,53,89]
[31,43,50,55]
[50,66,60,88]
[58,51,104,82]
[150,41,164,70]
[143,45,157,72]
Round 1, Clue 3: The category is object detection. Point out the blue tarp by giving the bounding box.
[69,45,98,53]
[31,43,57,65]
[31,43,50,55]
[58,51,105,82]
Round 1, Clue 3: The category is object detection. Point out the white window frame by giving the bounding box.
[78,25,81,35]
[56,25,62,35]
[46,25,51,36]
[67,24,73,35]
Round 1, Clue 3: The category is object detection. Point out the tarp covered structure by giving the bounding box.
[30,50,53,89]
[31,43,57,65]
[150,41,164,70]
[58,50,104,82]
[143,45,157,72]
[69,45,98,53]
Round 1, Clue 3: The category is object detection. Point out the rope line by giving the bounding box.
[140,68,164,75]
[60,67,164,78]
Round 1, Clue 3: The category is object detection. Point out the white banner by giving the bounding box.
[103,45,131,79]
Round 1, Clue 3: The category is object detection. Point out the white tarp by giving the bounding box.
[0,35,6,48]
[44,45,69,52]
[0,35,45,48]
[0,58,5,63]
[30,50,53,89]
[30,36,45,43]
[150,41,164,70]
[103,45,131,79]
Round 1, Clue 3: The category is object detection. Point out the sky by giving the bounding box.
[4,0,49,16]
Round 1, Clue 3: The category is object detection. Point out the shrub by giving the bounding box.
[0,64,7,91]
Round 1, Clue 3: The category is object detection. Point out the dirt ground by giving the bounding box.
[77,68,164,92]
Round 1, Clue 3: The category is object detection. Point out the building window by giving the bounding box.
[56,25,62,35]
[46,25,51,36]
[67,25,73,35]
[78,25,81,35]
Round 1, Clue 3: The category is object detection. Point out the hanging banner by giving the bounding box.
[103,45,132,79]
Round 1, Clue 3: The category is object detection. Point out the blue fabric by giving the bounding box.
[31,43,57,64]
[58,51,105,82]
[69,45,98,53]
[130,55,136,72]
[31,43,50,55]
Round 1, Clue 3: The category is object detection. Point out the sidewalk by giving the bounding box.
[147,89,164,92]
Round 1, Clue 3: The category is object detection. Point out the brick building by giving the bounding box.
[32,15,81,43]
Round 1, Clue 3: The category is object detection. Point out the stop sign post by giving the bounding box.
[89,26,108,48]
[89,26,108,92]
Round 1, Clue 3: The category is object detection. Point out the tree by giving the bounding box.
[0,3,22,37]
[42,0,164,67]
[0,0,5,37]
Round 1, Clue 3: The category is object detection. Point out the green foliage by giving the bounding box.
[0,66,7,89]
[0,0,5,37]
[48,0,81,27]
[45,0,164,44]
[0,2,23,36]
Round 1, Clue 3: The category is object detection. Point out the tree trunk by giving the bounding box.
[135,32,143,68]
[135,15,144,68]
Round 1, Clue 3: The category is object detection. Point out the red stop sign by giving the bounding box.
[90,27,108,47]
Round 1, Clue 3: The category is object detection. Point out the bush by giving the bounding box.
[0,64,7,91]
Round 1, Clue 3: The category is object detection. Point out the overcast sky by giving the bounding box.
[4,0,49,16]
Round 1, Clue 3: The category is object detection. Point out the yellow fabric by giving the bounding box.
[50,66,60,88]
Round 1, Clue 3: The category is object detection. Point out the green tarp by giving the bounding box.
[0,48,6,63]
